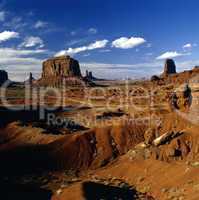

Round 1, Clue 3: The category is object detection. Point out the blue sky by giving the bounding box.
[0,0,199,81]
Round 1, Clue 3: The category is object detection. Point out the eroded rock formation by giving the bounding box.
[38,56,85,87]
[151,59,199,85]
[25,72,35,85]
[163,59,177,76]
[42,56,82,78]
[0,70,8,86]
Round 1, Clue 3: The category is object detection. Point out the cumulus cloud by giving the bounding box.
[55,39,109,56]
[34,20,48,28]
[20,36,44,48]
[112,36,146,49]
[0,11,5,21]
[0,31,19,43]
[88,28,97,34]
[182,43,198,51]
[183,43,192,49]
[156,51,189,60]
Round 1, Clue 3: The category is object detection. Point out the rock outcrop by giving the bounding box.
[25,72,35,85]
[85,70,93,80]
[38,56,85,87]
[85,70,105,81]
[151,75,160,82]
[163,59,177,76]
[42,56,82,78]
[0,70,8,86]
[151,59,199,85]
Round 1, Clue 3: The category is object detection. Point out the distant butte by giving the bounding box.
[38,56,91,87]
[0,70,8,86]
[42,55,82,78]
[151,59,199,85]
[163,59,177,76]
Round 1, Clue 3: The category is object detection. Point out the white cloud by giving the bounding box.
[34,20,48,29]
[81,59,199,80]
[55,39,109,56]
[1,48,198,81]
[183,43,192,49]
[80,61,163,80]
[66,38,87,46]
[112,36,146,49]
[88,40,108,49]
[0,11,5,21]
[20,36,44,48]
[0,57,43,82]
[0,48,47,58]
[146,43,152,48]
[4,57,198,82]
[175,60,199,69]
[0,31,19,43]
[0,48,49,81]
[156,51,189,60]
[54,50,67,57]
[3,17,27,30]
[99,49,111,53]
[88,28,97,34]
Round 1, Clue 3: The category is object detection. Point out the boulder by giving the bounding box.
[0,70,8,86]
[163,59,177,76]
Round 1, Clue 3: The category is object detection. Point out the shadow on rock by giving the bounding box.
[82,181,137,200]
[0,183,52,200]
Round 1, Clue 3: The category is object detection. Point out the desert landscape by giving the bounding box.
[0,54,199,200]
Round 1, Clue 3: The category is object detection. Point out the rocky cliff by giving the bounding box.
[38,56,85,87]
[42,56,82,78]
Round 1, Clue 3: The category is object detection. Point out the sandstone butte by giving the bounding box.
[151,58,199,85]
[0,70,8,86]
[37,55,85,87]
[163,58,177,76]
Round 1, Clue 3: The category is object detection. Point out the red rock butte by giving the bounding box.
[38,56,85,87]
[42,56,82,78]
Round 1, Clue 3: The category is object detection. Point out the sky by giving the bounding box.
[0,0,199,81]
